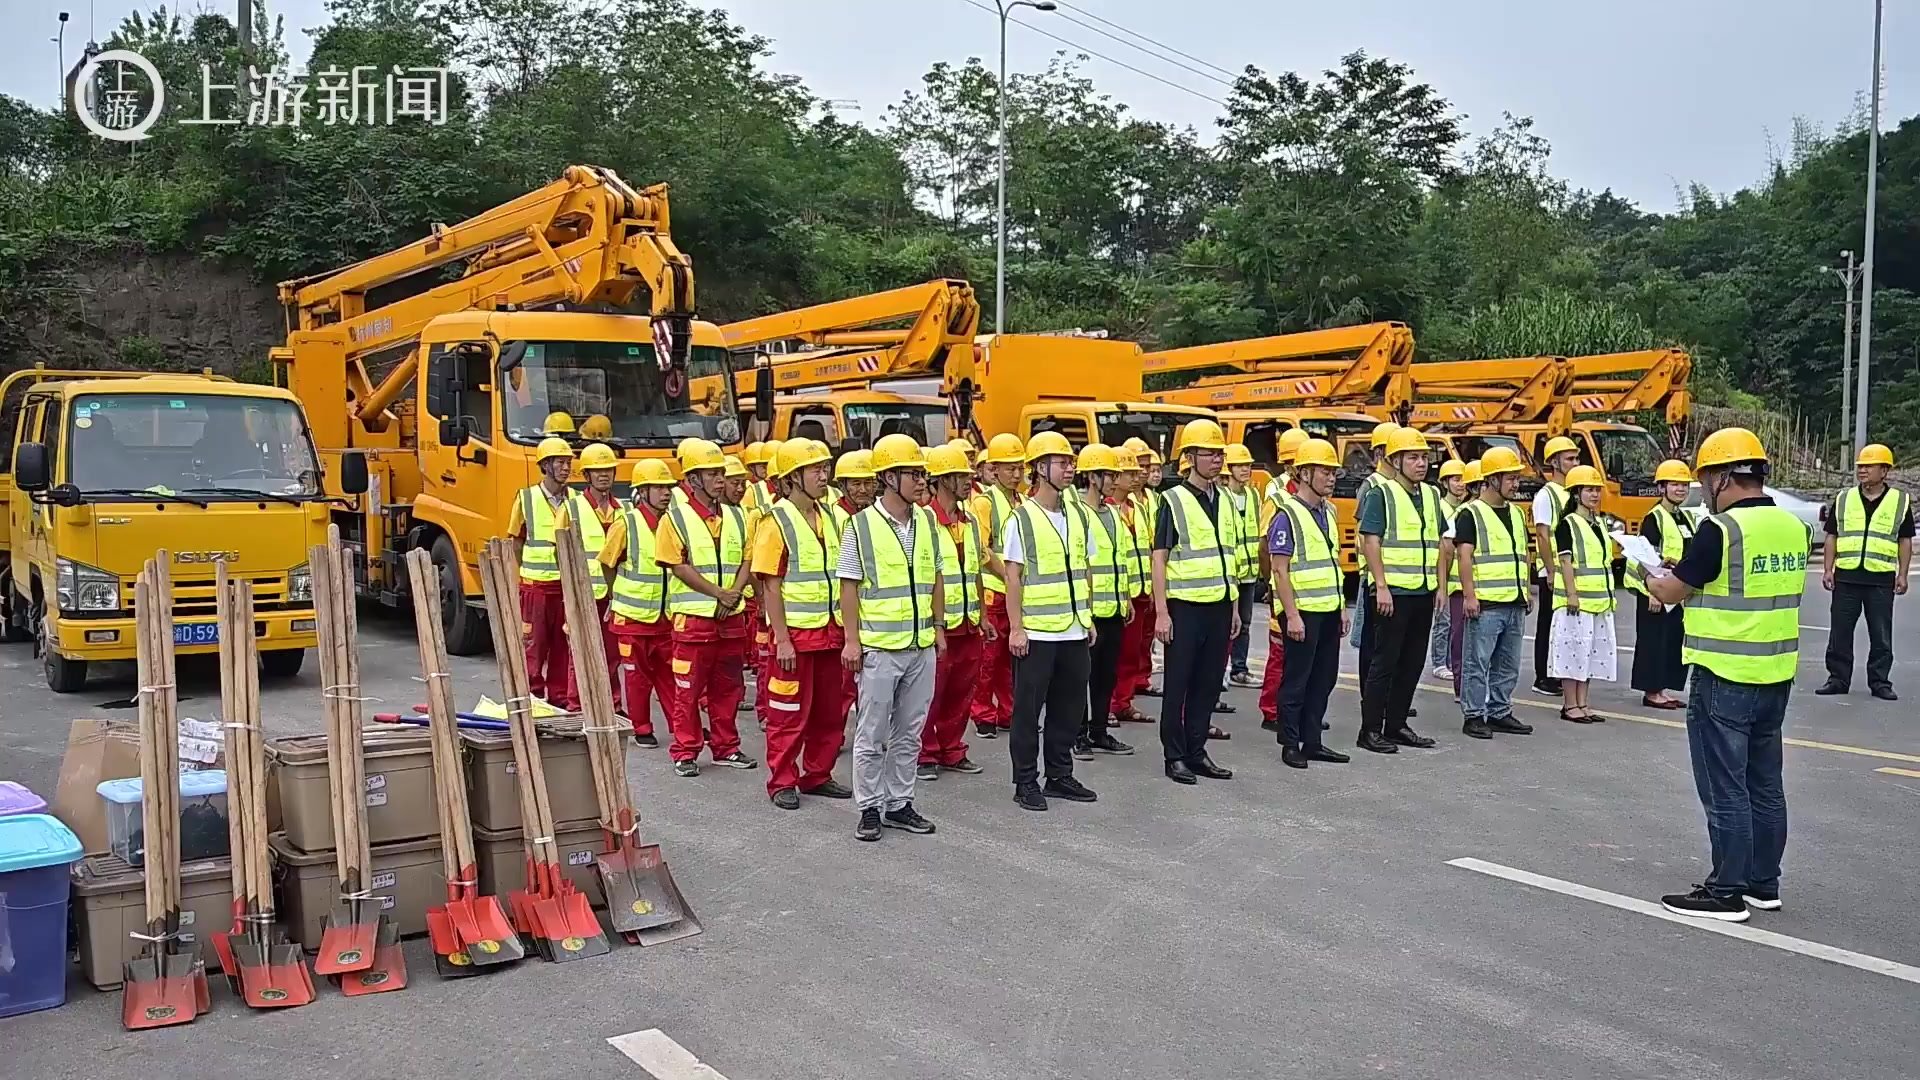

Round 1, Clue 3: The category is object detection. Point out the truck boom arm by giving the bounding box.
[1139,322,1416,410]
[709,279,980,397]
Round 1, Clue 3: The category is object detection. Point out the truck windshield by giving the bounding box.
[844,403,949,447]
[501,340,738,448]
[1592,427,1662,484]
[1448,433,1543,498]
[1098,410,1196,462]
[66,394,322,498]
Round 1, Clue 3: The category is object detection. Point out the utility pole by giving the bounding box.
[238,0,252,52]
[1854,0,1883,454]
[993,0,1056,336]
[1834,250,1859,454]
[55,12,68,108]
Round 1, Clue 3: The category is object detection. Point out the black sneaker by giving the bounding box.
[713,751,759,770]
[1088,733,1134,755]
[631,732,658,748]
[1813,682,1847,696]
[802,778,853,799]
[944,757,984,774]
[882,803,936,834]
[1139,685,1162,697]
[1014,785,1048,811]
[974,723,999,739]
[1660,885,1749,922]
[1044,776,1098,802]
[855,808,882,841]
[1532,678,1563,695]
[1742,890,1783,911]
[1462,718,1492,740]
[771,787,800,810]
[1486,716,1534,735]
[1071,738,1095,761]
[672,759,700,778]
[916,762,940,781]
[1260,719,1280,732]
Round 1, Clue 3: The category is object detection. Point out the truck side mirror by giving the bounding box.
[13,442,49,492]
[439,416,470,448]
[338,450,369,495]
[754,365,774,425]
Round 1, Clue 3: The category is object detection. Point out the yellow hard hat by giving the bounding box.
[742,441,769,467]
[1277,428,1309,459]
[1385,427,1429,457]
[1564,464,1606,489]
[579,414,612,440]
[986,433,1026,464]
[632,458,676,486]
[944,438,977,465]
[676,438,726,472]
[774,439,832,479]
[1370,421,1400,448]
[1110,445,1138,470]
[871,433,927,472]
[1654,459,1694,484]
[535,436,575,464]
[926,444,974,477]
[1293,437,1339,469]
[1026,430,1075,463]
[1695,427,1768,470]
[1542,435,1580,460]
[1437,459,1465,481]
[762,439,786,466]
[1479,447,1526,476]
[1145,447,1165,467]
[1076,443,1119,472]
[1121,436,1151,455]
[835,449,876,480]
[724,454,748,478]
[1175,419,1227,454]
[1462,462,1484,485]
[578,442,619,471]
[543,411,576,435]
[1857,443,1895,467]
[1224,442,1254,466]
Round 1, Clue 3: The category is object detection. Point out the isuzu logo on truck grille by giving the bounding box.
[175,550,239,563]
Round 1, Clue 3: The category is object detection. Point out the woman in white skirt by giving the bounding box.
[1550,466,1617,723]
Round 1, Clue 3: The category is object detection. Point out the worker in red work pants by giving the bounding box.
[1109,452,1156,725]
[511,438,594,710]
[660,440,759,777]
[968,433,1026,738]
[920,445,989,777]
[600,459,679,747]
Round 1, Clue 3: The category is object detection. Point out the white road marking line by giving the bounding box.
[1448,857,1920,986]
[608,1030,731,1080]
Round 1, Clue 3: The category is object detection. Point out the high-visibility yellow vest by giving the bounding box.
[849,502,938,649]
[745,479,774,515]
[1271,494,1341,626]
[1533,481,1567,572]
[1120,499,1151,599]
[1551,513,1616,614]
[768,500,839,629]
[1833,485,1909,573]
[1085,501,1133,619]
[664,500,747,618]
[609,507,668,623]
[1224,486,1261,583]
[934,510,982,630]
[1377,478,1442,592]
[1162,484,1235,604]
[1683,506,1807,683]
[518,486,608,598]
[1462,500,1527,604]
[1357,471,1386,588]
[1626,503,1693,596]
[980,486,1020,595]
[824,500,855,550]
[1009,498,1094,632]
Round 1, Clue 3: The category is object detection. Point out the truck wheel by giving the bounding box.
[260,649,305,679]
[38,607,87,693]
[431,535,490,656]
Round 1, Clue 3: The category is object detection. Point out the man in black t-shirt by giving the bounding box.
[1817,444,1913,699]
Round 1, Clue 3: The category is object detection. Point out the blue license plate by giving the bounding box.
[174,623,219,646]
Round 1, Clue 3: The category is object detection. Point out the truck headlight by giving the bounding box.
[56,557,121,612]
[287,563,312,603]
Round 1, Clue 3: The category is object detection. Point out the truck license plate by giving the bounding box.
[174,623,219,646]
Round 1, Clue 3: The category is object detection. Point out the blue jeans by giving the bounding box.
[1230,584,1256,674]
[1429,592,1453,669]
[1686,669,1790,899]
[1460,603,1525,721]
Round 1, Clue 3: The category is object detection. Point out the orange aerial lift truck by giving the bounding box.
[272,165,739,654]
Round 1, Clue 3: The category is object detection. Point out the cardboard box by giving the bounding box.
[267,732,438,854]
[52,719,142,854]
[471,820,608,906]
[70,854,235,990]
[268,832,445,950]
[461,730,599,833]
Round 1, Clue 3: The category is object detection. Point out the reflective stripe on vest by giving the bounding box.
[1222,487,1259,583]
[1533,481,1567,572]
[1272,495,1341,624]
[1626,503,1693,595]
[664,501,746,617]
[1682,506,1807,683]
[609,507,668,623]
[1087,502,1132,619]
[519,486,608,596]
[1125,495,1153,596]
[1163,485,1234,604]
[770,500,839,629]
[1833,486,1908,573]
[935,512,981,630]
[1011,499,1094,632]
[1378,479,1441,592]
[1552,514,1616,614]
[1463,500,1527,604]
[981,487,1019,594]
[852,503,938,649]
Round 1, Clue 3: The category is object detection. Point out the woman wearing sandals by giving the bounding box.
[1550,466,1618,723]
[1626,460,1695,709]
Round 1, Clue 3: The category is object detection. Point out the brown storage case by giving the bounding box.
[267,731,439,852]
[71,854,235,990]
[471,820,608,906]
[268,832,445,949]
[461,729,598,833]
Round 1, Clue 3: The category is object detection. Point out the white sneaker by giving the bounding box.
[1432,666,1454,680]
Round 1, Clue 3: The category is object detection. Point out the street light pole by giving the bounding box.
[1835,250,1858,453]
[55,12,69,107]
[1854,0,1883,453]
[994,0,1056,336]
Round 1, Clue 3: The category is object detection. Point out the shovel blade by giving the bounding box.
[602,843,704,945]
[532,891,608,962]
[239,939,316,1009]
[447,894,525,967]
[339,917,409,996]
[426,906,481,979]
[313,901,378,975]
[121,955,194,1030]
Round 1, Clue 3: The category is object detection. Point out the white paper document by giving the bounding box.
[1610,531,1666,573]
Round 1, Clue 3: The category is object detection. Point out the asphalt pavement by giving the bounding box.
[2,569,1917,1079]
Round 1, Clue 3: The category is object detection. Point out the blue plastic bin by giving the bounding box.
[0,813,84,1018]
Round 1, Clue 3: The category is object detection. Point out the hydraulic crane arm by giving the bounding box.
[1139,322,1416,411]
[1400,356,1577,433]
[276,164,697,429]
[706,279,981,397]
[1568,348,1693,426]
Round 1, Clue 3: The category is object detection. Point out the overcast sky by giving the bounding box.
[4,0,1911,210]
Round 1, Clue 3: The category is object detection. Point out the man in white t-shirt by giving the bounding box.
[1529,436,1581,694]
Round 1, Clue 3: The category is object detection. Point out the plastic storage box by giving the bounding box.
[0,813,85,1018]
[95,769,230,868]
[70,853,233,989]
[0,780,47,817]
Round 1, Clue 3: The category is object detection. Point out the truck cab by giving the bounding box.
[746,389,951,452]
[6,376,334,692]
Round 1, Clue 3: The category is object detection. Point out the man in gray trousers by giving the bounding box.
[837,434,946,842]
